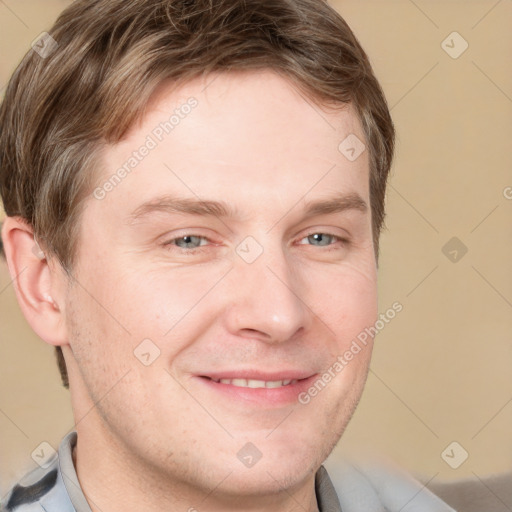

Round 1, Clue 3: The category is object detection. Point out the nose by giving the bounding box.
[222,240,312,344]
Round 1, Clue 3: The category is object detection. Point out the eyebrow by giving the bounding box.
[127,191,368,224]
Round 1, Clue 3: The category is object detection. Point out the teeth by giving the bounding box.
[247,379,266,388]
[212,378,298,388]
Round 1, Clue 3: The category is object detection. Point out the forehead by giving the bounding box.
[89,69,369,225]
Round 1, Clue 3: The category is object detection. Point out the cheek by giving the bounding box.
[73,263,228,378]
[111,266,223,339]
[66,285,126,373]
[307,261,378,341]
[64,262,147,394]
[301,260,377,403]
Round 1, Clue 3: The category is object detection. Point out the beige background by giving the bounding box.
[1,0,511,503]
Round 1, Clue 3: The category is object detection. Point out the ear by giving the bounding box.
[1,216,68,347]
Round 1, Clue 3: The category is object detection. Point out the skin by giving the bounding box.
[2,69,378,512]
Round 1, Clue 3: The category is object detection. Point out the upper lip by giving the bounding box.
[199,370,316,381]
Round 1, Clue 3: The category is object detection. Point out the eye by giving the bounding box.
[163,234,211,253]
[162,231,350,255]
[297,232,349,249]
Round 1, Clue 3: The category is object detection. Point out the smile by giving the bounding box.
[206,377,299,388]
[196,373,318,408]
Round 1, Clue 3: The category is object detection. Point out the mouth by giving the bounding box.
[202,376,299,388]
[195,373,318,407]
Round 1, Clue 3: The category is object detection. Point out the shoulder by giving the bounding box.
[323,458,457,512]
[2,460,59,511]
[1,434,78,512]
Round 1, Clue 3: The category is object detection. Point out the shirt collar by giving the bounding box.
[58,431,92,512]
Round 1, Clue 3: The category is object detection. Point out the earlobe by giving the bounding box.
[1,216,68,347]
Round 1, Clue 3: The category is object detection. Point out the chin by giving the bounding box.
[214,457,319,498]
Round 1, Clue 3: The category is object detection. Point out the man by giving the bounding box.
[0,0,454,510]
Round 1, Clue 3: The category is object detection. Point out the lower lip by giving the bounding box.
[195,375,319,407]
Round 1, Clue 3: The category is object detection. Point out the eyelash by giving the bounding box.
[162,231,350,254]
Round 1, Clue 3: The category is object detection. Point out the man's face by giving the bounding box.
[63,70,377,496]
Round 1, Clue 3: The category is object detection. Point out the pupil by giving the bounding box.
[177,235,196,248]
[311,233,329,246]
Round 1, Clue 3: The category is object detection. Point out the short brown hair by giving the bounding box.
[0,0,395,389]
